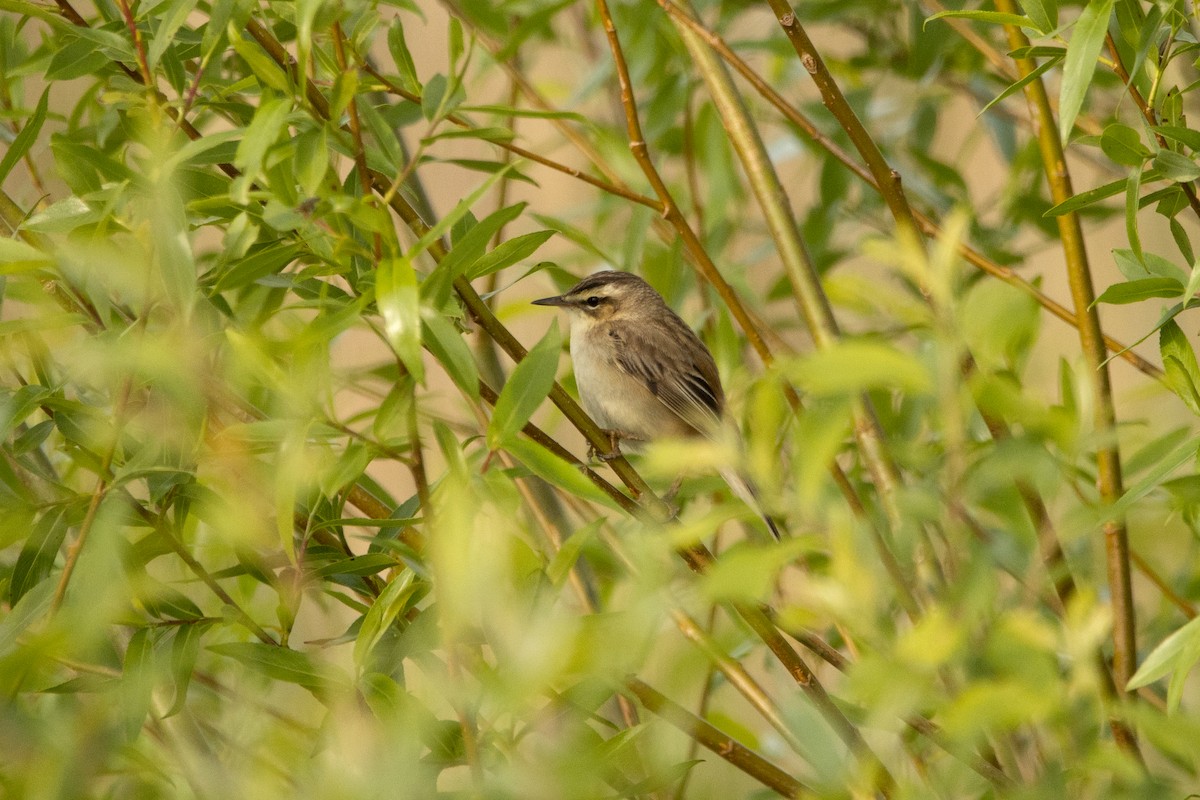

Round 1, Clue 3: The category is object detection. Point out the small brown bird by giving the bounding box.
[533,271,780,539]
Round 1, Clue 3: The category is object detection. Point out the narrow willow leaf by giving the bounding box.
[503,437,622,509]
[147,0,199,69]
[229,25,291,92]
[421,313,480,401]
[426,202,527,302]
[1125,163,1144,263]
[458,104,588,122]
[234,94,291,178]
[1100,123,1151,166]
[980,57,1059,117]
[1154,150,1200,182]
[1154,125,1200,152]
[1058,0,1116,145]
[208,642,351,699]
[1160,320,1200,415]
[488,320,561,448]
[162,129,243,174]
[421,126,515,144]
[354,569,419,667]
[9,508,67,604]
[377,256,425,382]
[1183,258,1200,310]
[467,230,555,280]
[1045,176,1127,216]
[387,18,421,93]
[0,88,47,186]
[1094,277,1182,304]
[408,165,514,261]
[164,621,212,717]
[1018,0,1056,32]
[926,10,1035,28]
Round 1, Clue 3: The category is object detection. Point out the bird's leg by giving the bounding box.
[589,429,638,462]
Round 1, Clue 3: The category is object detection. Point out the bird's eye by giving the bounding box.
[585,296,601,308]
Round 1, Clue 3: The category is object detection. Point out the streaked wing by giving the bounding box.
[610,315,724,434]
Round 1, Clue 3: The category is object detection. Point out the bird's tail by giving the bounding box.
[719,466,782,541]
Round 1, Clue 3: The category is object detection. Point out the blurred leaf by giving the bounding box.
[1127,616,1200,712]
[164,621,212,717]
[0,577,53,657]
[488,320,561,448]
[10,508,68,604]
[1058,0,1115,145]
[377,256,425,382]
[786,341,932,397]
[209,642,351,699]
[1018,0,1056,32]
[147,0,199,69]
[0,87,47,186]
[980,57,1058,117]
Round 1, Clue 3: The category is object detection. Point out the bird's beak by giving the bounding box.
[532,295,570,307]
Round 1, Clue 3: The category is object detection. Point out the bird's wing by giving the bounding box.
[610,315,724,435]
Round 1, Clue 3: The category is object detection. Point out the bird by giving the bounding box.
[532,270,781,539]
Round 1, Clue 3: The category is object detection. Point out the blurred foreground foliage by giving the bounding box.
[2,0,1200,796]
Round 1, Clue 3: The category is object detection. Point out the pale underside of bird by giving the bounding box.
[533,270,781,540]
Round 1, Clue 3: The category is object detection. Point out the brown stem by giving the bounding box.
[625,678,808,798]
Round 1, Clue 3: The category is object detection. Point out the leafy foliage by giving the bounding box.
[2,0,1200,796]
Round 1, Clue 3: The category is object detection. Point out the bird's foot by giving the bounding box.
[589,430,632,462]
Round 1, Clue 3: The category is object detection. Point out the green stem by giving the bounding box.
[995,0,1139,759]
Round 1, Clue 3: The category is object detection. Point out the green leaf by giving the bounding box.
[1126,615,1200,712]
[1058,0,1115,145]
[377,256,425,383]
[466,231,555,280]
[1112,249,1188,283]
[1160,320,1200,415]
[458,104,588,122]
[1094,277,1183,304]
[229,25,291,92]
[165,621,212,717]
[980,57,1059,117]
[425,202,526,303]
[1100,123,1150,166]
[502,436,622,510]
[925,10,1036,29]
[421,126,514,144]
[1044,176,1127,216]
[147,0,199,69]
[0,88,48,187]
[212,244,302,294]
[387,18,421,93]
[10,508,68,604]
[0,238,52,273]
[1154,149,1200,182]
[1018,0,1056,32]
[0,578,53,658]
[786,340,933,397]
[408,165,514,262]
[488,320,561,448]
[209,642,351,699]
[421,73,448,121]
[234,94,292,178]
[1153,125,1200,153]
[421,313,480,401]
[354,569,419,668]
[308,554,398,579]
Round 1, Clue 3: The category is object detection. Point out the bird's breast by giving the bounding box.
[570,326,693,442]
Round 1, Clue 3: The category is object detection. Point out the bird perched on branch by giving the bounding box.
[533,270,781,540]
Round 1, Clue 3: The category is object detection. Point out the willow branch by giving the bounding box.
[996,0,1139,759]
[625,677,809,798]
